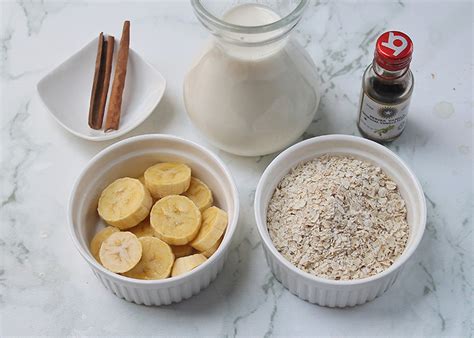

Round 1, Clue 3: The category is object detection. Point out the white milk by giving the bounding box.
[223,3,279,26]
[184,4,320,156]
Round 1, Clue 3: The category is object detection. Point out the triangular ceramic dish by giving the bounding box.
[37,36,166,141]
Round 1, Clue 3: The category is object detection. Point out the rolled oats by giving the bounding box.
[266,155,409,280]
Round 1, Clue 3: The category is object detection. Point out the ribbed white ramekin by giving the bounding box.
[68,134,239,305]
[255,135,426,307]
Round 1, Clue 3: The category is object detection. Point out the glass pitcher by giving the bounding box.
[184,0,320,156]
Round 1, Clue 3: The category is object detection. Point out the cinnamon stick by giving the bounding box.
[98,36,114,125]
[104,21,130,132]
[88,32,105,129]
[88,33,114,129]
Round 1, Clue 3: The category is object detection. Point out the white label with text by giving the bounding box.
[358,93,410,140]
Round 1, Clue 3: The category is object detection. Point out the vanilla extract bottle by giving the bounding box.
[357,31,414,142]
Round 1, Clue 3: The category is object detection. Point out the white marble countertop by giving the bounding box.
[1,0,472,336]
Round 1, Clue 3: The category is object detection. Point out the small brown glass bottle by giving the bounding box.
[357,31,414,142]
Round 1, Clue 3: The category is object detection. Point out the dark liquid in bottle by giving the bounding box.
[358,64,414,142]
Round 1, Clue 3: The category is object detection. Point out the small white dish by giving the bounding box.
[254,134,426,307]
[68,134,239,305]
[37,36,166,141]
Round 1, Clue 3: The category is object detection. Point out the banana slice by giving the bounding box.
[183,177,213,211]
[191,206,228,252]
[201,236,223,258]
[123,237,174,280]
[99,232,142,273]
[171,245,194,258]
[98,177,152,230]
[138,175,158,204]
[150,195,202,245]
[128,219,156,238]
[144,163,191,199]
[90,226,119,263]
[171,253,207,277]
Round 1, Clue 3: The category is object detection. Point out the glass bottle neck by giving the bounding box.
[373,60,409,79]
[195,1,305,60]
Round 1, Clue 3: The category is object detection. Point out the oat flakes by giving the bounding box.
[266,155,409,280]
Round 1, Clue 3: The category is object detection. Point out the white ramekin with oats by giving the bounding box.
[254,135,426,307]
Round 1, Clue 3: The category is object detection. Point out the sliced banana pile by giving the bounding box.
[128,219,155,238]
[171,244,194,258]
[89,162,228,280]
[172,254,207,277]
[183,177,213,211]
[97,177,152,230]
[99,232,142,273]
[144,162,191,198]
[123,237,174,280]
[90,226,119,263]
[191,206,227,252]
[150,195,202,245]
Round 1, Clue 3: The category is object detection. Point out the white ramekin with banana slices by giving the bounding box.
[68,134,239,306]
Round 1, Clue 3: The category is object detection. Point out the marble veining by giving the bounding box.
[0,0,472,336]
